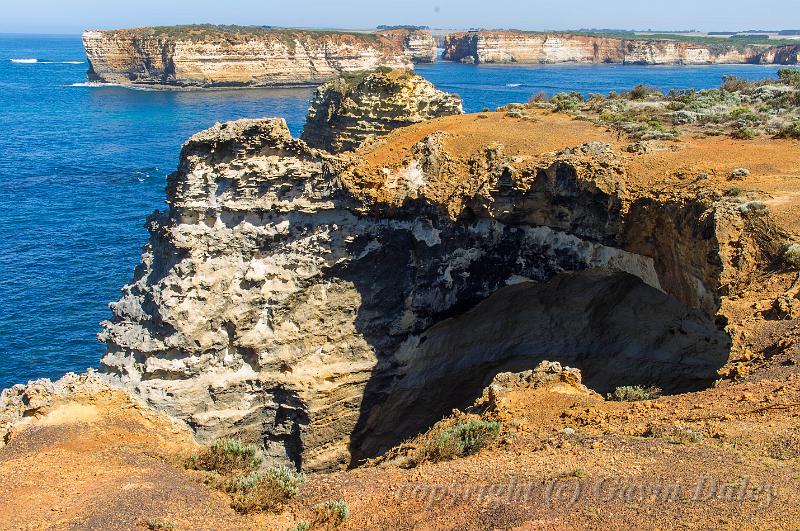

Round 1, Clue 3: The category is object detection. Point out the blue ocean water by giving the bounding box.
[0,34,792,390]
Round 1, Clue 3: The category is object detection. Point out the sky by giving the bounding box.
[2,0,799,35]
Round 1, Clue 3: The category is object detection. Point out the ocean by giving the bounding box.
[0,33,792,390]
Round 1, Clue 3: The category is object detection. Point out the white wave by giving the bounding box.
[10,59,84,64]
[505,83,522,87]
[67,82,156,92]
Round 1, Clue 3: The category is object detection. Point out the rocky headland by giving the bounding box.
[96,69,800,475]
[444,31,800,65]
[82,25,437,88]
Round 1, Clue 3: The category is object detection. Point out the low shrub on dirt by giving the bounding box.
[186,438,264,474]
[550,92,584,112]
[226,466,305,514]
[607,385,662,402]
[647,425,705,444]
[783,243,800,268]
[776,121,800,139]
[146,519,177,531]
[416,419,501,463]
[312,500,350,528]
[732,126,757,140]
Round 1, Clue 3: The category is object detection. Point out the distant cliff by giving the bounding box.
[443,31,800,65]
[82,25,437,88]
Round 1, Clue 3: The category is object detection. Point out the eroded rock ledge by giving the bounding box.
[82,26,436,88]
[98,93,793,471]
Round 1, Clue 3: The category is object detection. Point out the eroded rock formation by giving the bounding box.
[82,26,435,88]
[99,100,789,470]
[301,69,463,153]
[443,31,800,65]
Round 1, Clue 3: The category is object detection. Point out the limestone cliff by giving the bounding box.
[443,31,799,65]
[301,69,463,153]
[400,30,438,63]
[98,98,797,471]
[82,26,435,88]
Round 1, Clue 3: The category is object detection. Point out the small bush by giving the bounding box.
[291,521,311,531]
[784,243,800,268]
[227,465,305,513]
[607,385,662,402]
[529,92,547,104]
[187,438,264,474]
[627,83,660,100]
[312,500,350,528]
[721,75,752,93]
[648,426,704,444]
[729,167,751,180]
[559,467,587,479]
[778,69,800,84]
[776,121,800,139]
[550,92,584,112]
[725,185,743,196]
[732,126,757,140]
[417,420,501,463]
[146,519,177,531]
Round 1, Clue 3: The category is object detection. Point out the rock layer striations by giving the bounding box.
[443,31,800,65]
[301,69,463,153]
[82,26,436,88]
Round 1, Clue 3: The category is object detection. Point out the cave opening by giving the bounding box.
[350,269,730,465]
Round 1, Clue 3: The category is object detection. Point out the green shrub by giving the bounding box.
[418,420,501,463]
[778,69,800,84]
[312,500,350,528]
[725,185,743,196]
[648,426,704,444]
[607,385,662,402]
[187,438,264,474]
[784,243,800,268]
[146,519,176,531]
[291,521,311,531]
[732,126,757,140]
[550,92,584,112]
[227,465,305,513]
[776,121,800,139]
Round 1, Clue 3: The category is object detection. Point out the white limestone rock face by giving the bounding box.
[82,28,417,88]
[102,118,754,470]
[301,69,463,153]
[443,31,794,65]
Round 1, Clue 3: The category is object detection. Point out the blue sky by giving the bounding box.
[2,0,799,35]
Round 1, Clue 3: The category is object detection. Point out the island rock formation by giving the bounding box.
[443,31,800,65]
[82,26,436,88]
[301,69,463,153]
[98,72,794,472]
